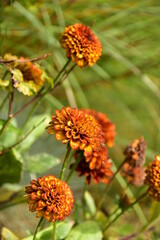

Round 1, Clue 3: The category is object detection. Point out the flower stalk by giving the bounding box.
[66,155,81,183]
[0,118,46,156]
[96,159,126,212]
[103,191,147,233]
[60,145,72,180]
[52,222,56,240]
[33,217,44,240]
[52,145,72,239]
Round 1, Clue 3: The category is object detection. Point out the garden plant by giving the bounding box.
[0,1,160,240]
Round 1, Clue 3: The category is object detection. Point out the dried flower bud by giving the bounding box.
[122,137,146,186]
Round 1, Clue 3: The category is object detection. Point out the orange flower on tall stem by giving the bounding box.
[145,155,160,201]
[82,109,116,147]
[47,107,104,156]
[61,23,102,67]
[74,146,113,184]
[25,175,74,222]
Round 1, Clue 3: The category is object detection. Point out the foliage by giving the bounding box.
[0,0,160,239]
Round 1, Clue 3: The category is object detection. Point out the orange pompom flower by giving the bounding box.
[25,175,74,222]
[61,23,102,67]
[122,137,146,186]
[47,107,104,156]
[74,146,113,184]
[82,109,116,147]
[4,53,45,96]
[145,155,160,201]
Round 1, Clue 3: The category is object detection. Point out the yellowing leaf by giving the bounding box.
[11,69,37,96]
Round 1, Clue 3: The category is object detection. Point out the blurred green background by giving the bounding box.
[0,0,160,239]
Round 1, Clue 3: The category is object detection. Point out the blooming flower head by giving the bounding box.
[82,109,116,147]
[74,146,113,184]
[4,53,45,96]
[60,23,102,67]
[47,107,104,156]
[145,155,160,201]
[25,175,74,222]
[122,137,146,186]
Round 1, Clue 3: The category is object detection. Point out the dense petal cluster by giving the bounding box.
[25,175,74,222]
[74,146,113,184]
[4,53,45,95]
[145,155,160,201]
[122,137,146,186]
[61,23,102,67]
[47,107,104,156]
[82,109,116,147]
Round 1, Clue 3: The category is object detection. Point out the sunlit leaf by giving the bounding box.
[66,221,102,240]
[11,68,37,96]
[18,114,50,153]
[0,120,20,149]
[84,191,96,216]
[23,221,74,240]
[95,211,107,230]
[23,153,60,173]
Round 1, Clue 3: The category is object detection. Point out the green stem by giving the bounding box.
[52,222,56,240]
[97,159,126,212]
[52,145,71,239]
[0,92,10,111]
[66,154,81,183]
[60,146,71,180]
[54,59,71,85]
[33,217,44,240]
[8,90,14,117]
[22,98,41,130]
[2,70,9,80]
[82,180,87,219]
[107,207,120,220]
[0,118,46,156]
[103,191,147,232]
[0,116,12,137]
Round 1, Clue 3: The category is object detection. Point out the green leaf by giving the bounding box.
[11,68,37,96]
[18,114,50,153]
[0,120,20,149]
[23,221,74,240]
[1,227,19,240]
[0,149,22,186]
[84,191,96,216]
[95,211,108,230]
[56,221,74,240]
[23,153,60,173]
[66,221,102,240]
